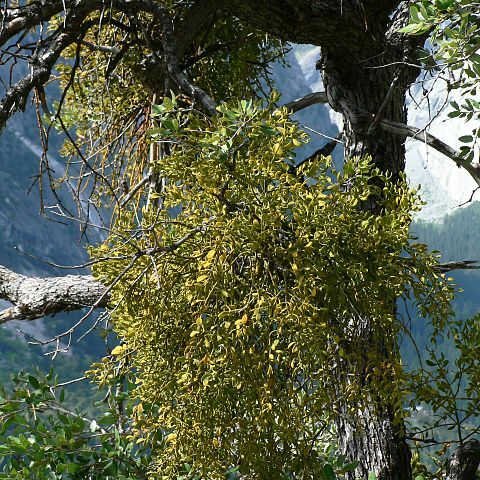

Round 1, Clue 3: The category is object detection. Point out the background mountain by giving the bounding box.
[0,46,479,402]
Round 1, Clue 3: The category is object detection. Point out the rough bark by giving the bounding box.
[221,0,401,53]
[0,266,107,322]
[0,1,414,479]
[316,4,420,480]
[446,440,480,480]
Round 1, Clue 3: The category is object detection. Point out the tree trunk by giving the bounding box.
[318,15,420,480]
[446,440,480,480]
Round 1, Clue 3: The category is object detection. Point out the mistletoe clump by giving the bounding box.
[90,97,453,479]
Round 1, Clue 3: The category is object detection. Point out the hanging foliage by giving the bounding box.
[89,96,453,478]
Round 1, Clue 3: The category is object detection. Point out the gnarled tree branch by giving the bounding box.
[0,10,92,130]
[281,93,480,189]
[378,117,480,188]
[283,91,328,113]
[0,0,97,46]
[0,266,108,323]
[0,0,221,130]
[154,3,217,115]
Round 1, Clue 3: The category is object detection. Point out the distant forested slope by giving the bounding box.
[414,202,480,320]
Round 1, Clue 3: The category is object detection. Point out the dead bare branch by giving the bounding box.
[0,222,205,324]
[0,266,108,322]
[0,12,91,130]
[283,91,328,113]
[436,260,480,273]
